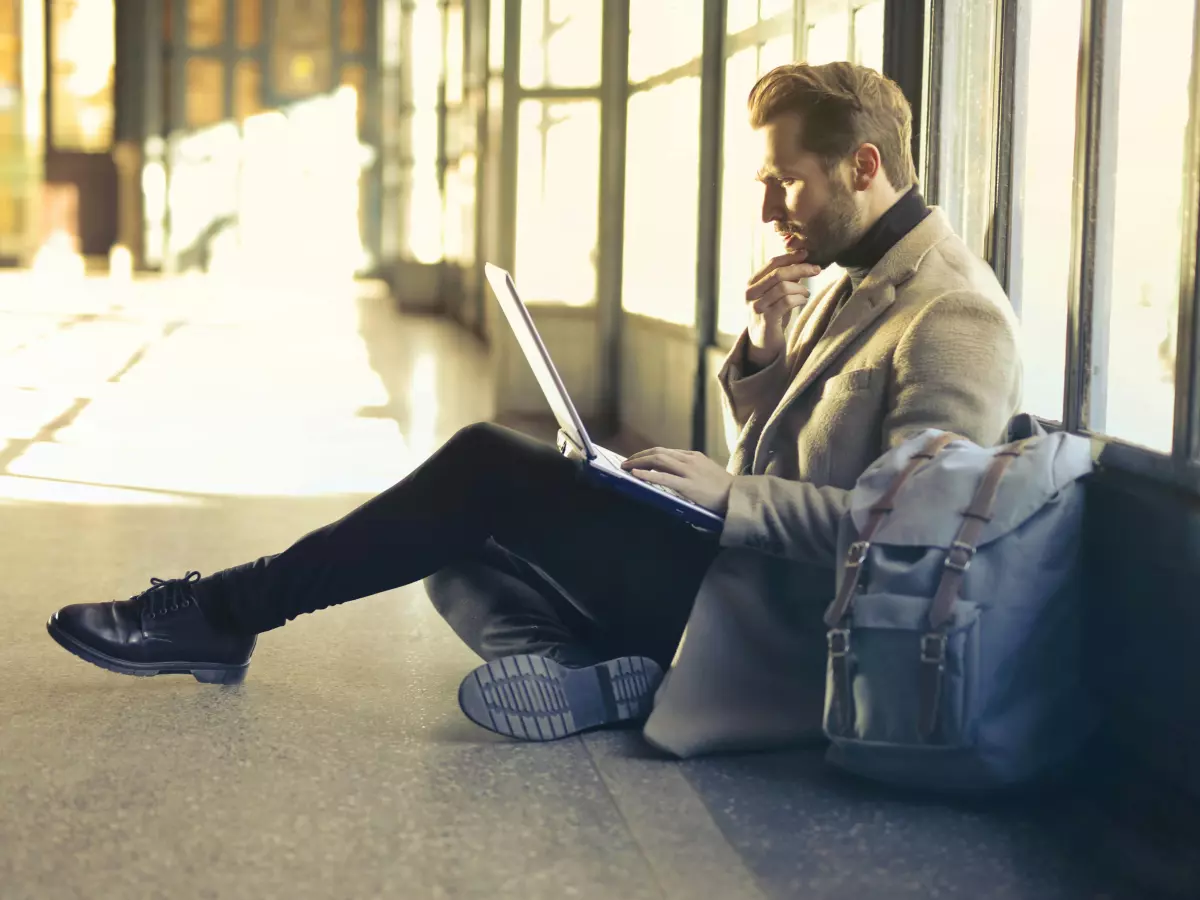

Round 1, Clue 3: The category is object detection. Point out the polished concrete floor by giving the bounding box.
[0,271,1164,899]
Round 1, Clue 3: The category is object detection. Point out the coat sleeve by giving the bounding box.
[715,329,790,461]
[717,291,1021,569]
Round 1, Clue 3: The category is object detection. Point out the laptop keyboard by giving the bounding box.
[596,446,689,502]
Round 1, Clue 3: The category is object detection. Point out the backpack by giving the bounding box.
[821,414,1098,791]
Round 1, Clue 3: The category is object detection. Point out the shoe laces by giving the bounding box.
[141,571,202,620]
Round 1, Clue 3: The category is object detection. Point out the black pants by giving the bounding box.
[195,423,719,669]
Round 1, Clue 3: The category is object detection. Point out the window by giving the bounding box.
[628,1,703,83]
[806,11,848,64]
[519,0,601,89]
[623,2,705,325]
[1094,0,1196,451]
[1008,0,1082,423]
[404,0,443,263]
[852,1,885,71]
[929,0,999,259]
[49,0,115,152]
[623,77,703,324]
[514,100,600,305]
[717,0,800,338]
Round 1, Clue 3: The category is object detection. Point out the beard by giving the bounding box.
[780,181,864,267]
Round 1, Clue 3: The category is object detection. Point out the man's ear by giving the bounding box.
[852,143,883,191]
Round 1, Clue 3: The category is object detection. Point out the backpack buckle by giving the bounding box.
[827,628,851,657]
[920,632,947,664]
[845,541,870,567]
[943,541,976,572]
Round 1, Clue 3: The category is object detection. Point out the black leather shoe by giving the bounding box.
[458,654,663,741]
[46,571,255,684]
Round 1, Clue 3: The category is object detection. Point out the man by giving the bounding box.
[46,62,1020,752]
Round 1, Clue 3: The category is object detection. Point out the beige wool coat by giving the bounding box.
[642,208,1023,757]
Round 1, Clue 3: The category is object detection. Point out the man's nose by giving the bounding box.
[761,184,784,224]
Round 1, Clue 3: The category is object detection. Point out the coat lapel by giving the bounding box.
[750,208,957,471]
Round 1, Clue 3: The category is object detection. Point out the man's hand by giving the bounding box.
[745,250,822,368]
[621,448,734,515]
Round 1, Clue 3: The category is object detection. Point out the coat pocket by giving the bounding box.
[820,367,877,399]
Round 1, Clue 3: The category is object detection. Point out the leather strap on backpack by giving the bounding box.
[917,439,1033,740]
[824,431,960,734]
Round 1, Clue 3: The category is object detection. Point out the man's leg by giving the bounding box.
[425,538,611,667]
[48,422,717,688]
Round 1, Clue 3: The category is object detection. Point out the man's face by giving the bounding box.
[756,113,865,267]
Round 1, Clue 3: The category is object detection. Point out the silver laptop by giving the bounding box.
[484,263,724,532]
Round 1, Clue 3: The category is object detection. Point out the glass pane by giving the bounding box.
[185,56,224,127]
[237,0,261,49]
[407,162,443,262]
[410,2,441,110]
[445,5,464,104]
[49,0,115,152]
[411,108,438,166]
[806,12,849,64]
[489,0,505,71]
[515,100,600,304]
[629,1,703,83]
[934,0,998,258]
[727,0,756,34]
[341,63,366,129]
[852,1,885,71]
[341,0,366,53]
[520,0,601,89]
[1009,0,1081,422]
[234,59,262,120]
[187,0,224,48]
[622,77,702,324]
[759,0,793,21]
[1098,0,1195,451]
[758,32,794,73]
[718,47,761,336]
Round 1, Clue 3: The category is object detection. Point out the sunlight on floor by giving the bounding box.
[0,271,432,503]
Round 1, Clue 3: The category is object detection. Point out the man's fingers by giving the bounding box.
[745,263,824,301]
[749,251,807,284]
[751,281,810,315]
[623,447,690,465]
[628,467,689,492]
[621,451,691,476]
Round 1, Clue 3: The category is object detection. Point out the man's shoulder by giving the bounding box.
[897,230,1014,322]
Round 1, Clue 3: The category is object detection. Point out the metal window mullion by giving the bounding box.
[692,0,726,452]
[1064,0,1121,434]
[921,0,944,202]
[986,0,1017,290]
[1173,0,1200,461]
[595,0,629,436]
[629,57,704,94]
[497,0,520,273]
[883,0,930,197]
[517,86,602,100]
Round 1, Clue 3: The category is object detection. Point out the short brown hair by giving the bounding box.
[748,62,917,190]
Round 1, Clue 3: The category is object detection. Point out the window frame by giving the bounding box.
[940,0,1200,493]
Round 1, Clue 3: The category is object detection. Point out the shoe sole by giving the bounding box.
[458,654,662,741]
[46,617,250,685]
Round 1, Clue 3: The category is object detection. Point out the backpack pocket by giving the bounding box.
[824,592,982,748]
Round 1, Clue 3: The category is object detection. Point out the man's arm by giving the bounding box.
[718,291,1022,569]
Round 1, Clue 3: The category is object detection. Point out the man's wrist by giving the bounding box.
[744,339,782,374]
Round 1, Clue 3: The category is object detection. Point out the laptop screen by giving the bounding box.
[483,263,594,459]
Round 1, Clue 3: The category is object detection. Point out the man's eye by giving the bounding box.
[780,179,796,187]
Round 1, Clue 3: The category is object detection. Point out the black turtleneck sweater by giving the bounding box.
[836,185,931,294]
